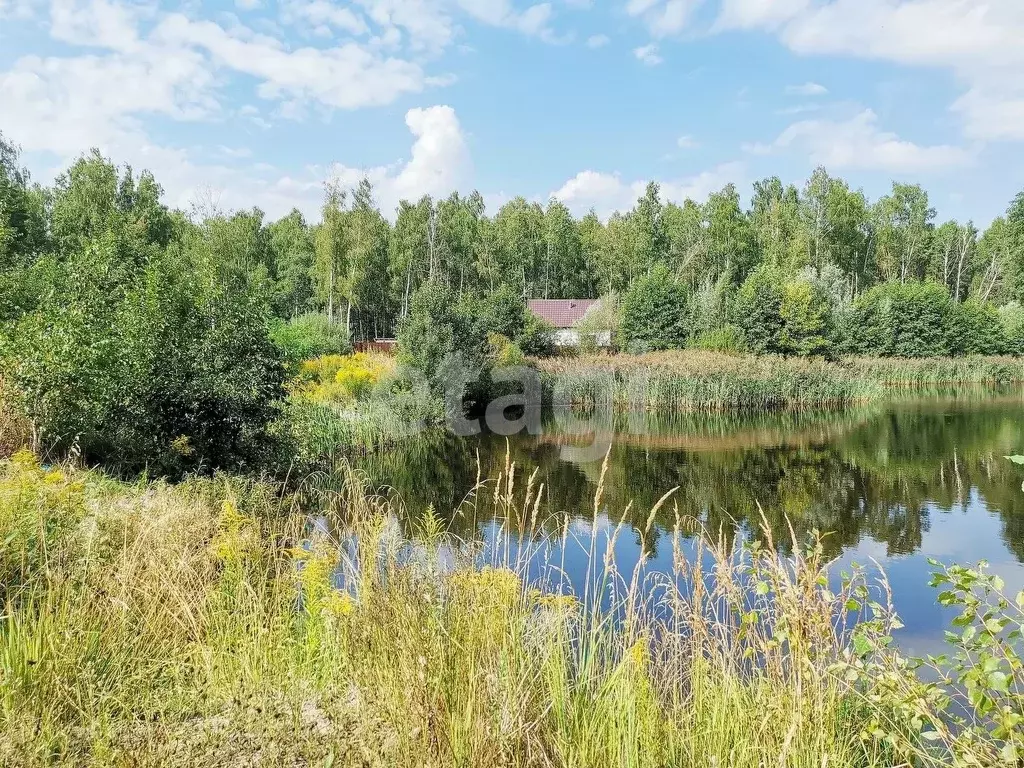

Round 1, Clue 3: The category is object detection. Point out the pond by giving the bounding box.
[352,390,1024,654]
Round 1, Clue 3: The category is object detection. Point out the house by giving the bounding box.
[527,299,611,347]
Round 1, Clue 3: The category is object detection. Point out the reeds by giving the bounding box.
[0,451,1015,766]
[535,351,1024,412]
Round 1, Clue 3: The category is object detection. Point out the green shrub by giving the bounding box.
[618,264,688,352]
[518,311,556,357]
[691,325,745,354]
[850,281,954,357]
[270,313,351,368]
[779,279,833,357]
[950,299,1004,356]
[397,281,485,385]
[999,302,1024,356]
[733,264,785,354]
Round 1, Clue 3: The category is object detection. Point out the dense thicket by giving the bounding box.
[5,132,1024,466]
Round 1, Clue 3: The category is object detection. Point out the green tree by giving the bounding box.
[269,209,315,317]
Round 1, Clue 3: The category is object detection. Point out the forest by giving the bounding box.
[4,132,1024,473]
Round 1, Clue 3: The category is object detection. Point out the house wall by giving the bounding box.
[552,329,612,347]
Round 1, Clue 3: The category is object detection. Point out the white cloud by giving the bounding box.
[235,0,261,9]
[324,105,471,217]
[714,0,1024,143]
[786,81,827,96]
[633,42,662,65]
[676,134,698,148]
[626,0,699,37]
[551,161,744,218]
[586,33,609,48]
[281,0,369,35]
[745,109,972,172]
[455,0,561,40]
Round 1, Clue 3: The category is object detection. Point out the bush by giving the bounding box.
[733,264,785,354]
[779,280,832,357]
[1000,302,1024,356]
[691,325,745,354]
[518,311,556,356]
[397,281,485,387]
[850,281,953,357]
[618,265,688,351]
[0,240,286,475]
[270,313,351,368]
[487,333,526,368]
[950,299,1004,356]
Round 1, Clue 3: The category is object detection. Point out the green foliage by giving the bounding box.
[733,264,785,354]
[850,281,954,357]
[692,324,745,354]
[618,264,688,352]
[518,310,557,357]
[779,279,833,357]
[999,302,1024,356]
[397,280,485,384]
[0,224,285,475]
[270,313,351,369]
[950,299,1004,356]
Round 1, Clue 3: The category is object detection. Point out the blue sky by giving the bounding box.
[2,0,1023,225]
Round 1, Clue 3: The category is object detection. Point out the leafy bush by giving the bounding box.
[733,264,785,354]
[1000,302,1024,356]
[618,264,688,352]
[487,333,526,368]
[691,324,745,354]
[850,281,954,357]
[518,311,557,357]
[779,279,833,357]
[397,280,486,388]
[0,238,285,475]
[270,313,351,368]
[950,299,1004,356]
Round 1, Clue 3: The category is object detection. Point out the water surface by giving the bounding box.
[354,391,1024,652]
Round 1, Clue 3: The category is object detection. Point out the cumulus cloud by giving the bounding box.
[744,109,972,172]
[676,134,698,148]
[633,42,662,65]
[586,33,609,48]
[550,161,744,218]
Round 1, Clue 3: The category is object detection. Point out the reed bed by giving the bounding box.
[0,451,1018,767]
[535,351,1024,411]
[843,355,1024,387]
[537,351,880,411]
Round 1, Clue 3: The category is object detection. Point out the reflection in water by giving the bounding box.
[352,391,1024,644]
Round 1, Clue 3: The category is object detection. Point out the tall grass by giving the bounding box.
[536,351,1024,411]
[0,451,1018,766]
[537,351,881,411]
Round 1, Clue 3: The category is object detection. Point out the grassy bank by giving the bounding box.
[535,351,1024,411]
[1,452,1020,766]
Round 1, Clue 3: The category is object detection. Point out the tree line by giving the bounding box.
[4,134,1024,470]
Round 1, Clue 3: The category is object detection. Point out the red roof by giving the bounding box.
[527,299,598,329]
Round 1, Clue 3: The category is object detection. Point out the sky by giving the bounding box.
[2,0,1023,225]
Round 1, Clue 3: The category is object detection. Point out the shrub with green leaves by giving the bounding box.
[950,299,1004,356]
[733,264,786,354]
[618,264,688,352]
[270,313,351,369]
[850,281,954,357]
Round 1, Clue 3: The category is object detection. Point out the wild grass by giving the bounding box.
[535,351,1024,411]
[1,450,1019,766]
[0,377,32,458]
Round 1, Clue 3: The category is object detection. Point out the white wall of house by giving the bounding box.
[552,329,612,347]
